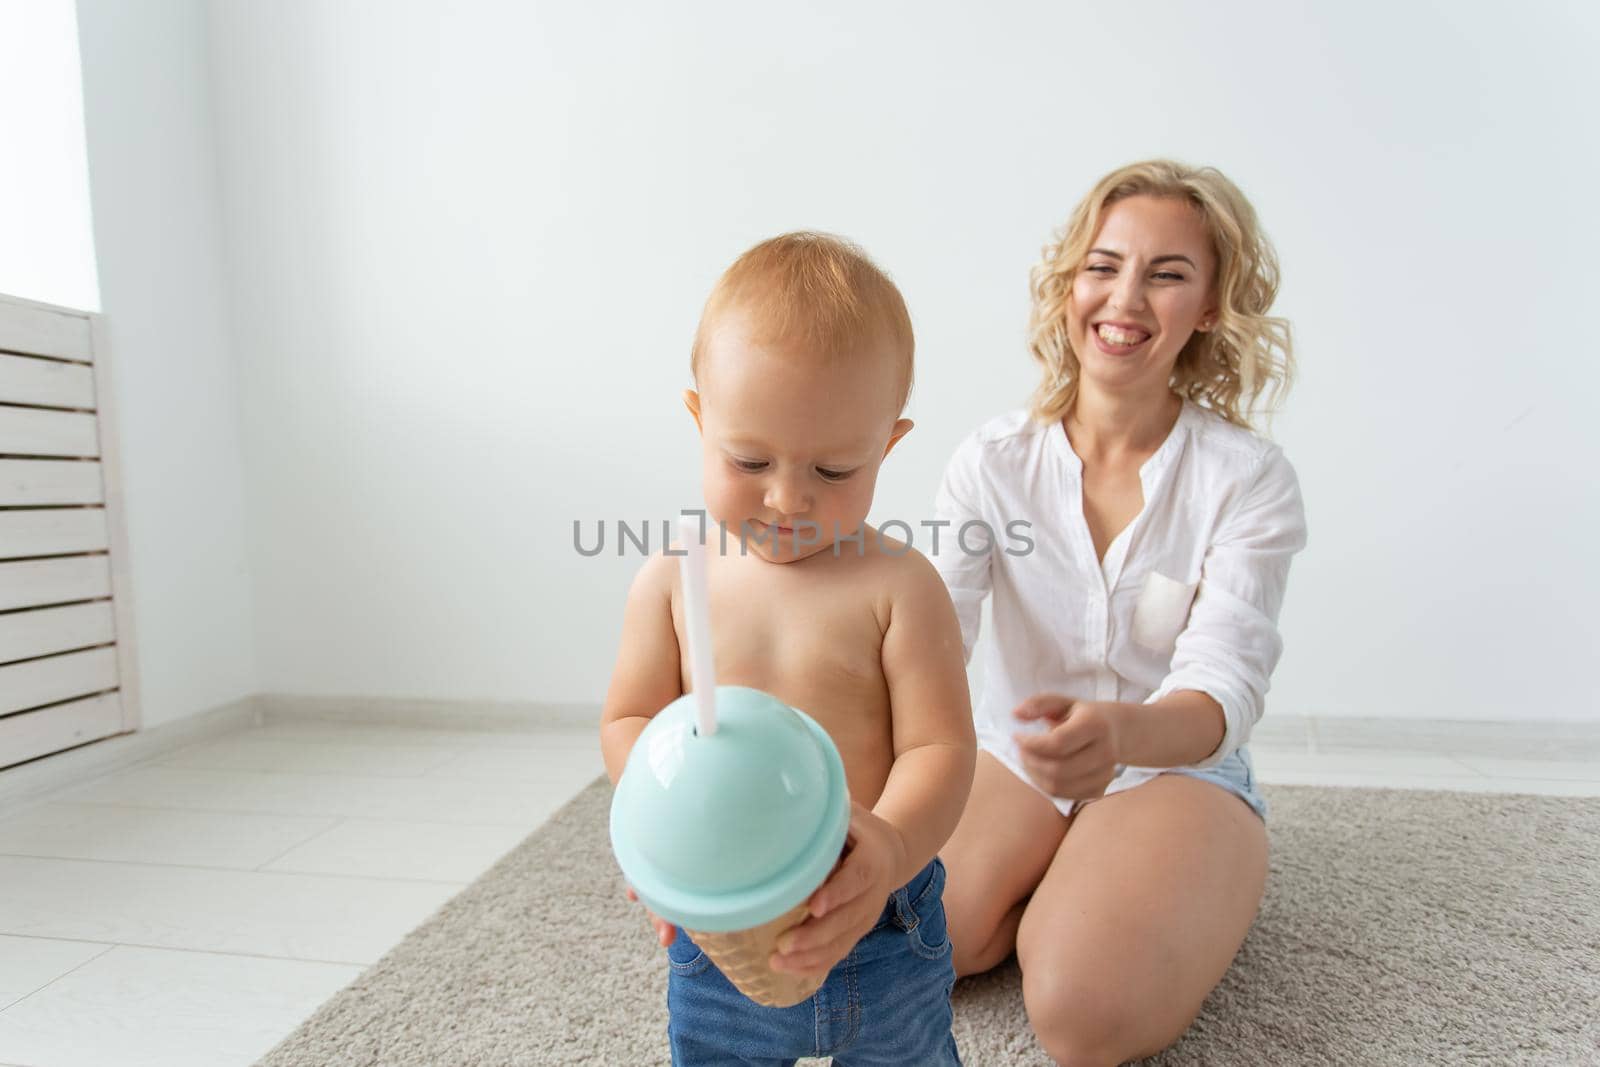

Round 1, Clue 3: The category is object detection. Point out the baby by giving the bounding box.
[600,232,975,1065]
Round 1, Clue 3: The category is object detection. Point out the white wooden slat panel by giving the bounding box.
[0,602,115,664]
[0,556,111,612]
[0,692,122,770]
[0,301,128,765]
[0,509,109,560]
[0,299,92,363]
[0,647,118,715]
[88,315,139,736]
[0,459,104,505]
[0,407,99,457]
[0,354,96,410]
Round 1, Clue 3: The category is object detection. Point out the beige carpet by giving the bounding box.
[257,779,1600,1066]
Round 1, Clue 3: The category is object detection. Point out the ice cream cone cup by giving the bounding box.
[688,899,821,1008]
[610,686,851,1012]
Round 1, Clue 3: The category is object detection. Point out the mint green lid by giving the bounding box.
[609,686,850,933]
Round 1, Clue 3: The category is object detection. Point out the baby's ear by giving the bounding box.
[682,389,704,433]
[882,418,914,458]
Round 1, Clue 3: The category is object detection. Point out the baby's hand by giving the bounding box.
[625,886,676,947]
[768,802,907,979]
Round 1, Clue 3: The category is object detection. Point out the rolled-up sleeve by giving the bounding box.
[1147,445,1307,768]
[931,433,994,665]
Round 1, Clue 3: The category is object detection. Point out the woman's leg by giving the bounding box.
[1014,775,1268,1067]
[941,751,1069,977]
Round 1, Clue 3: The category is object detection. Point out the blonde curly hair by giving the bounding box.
[1028,160,1293,430]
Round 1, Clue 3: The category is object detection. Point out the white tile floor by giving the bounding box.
[0,715,1596,1067]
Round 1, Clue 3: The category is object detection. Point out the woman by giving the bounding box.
[933,160,1305,1066]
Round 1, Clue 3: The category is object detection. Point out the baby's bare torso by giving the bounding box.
[671,536,905,808]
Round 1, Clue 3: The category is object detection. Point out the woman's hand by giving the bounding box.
[625,886,676,947]
[1011,695,1126,800]
[768,802,908,978]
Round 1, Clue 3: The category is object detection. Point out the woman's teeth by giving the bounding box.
[1096,324,1149,346]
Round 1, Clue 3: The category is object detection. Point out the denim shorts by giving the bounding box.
[988,742,1269,821]
[666,858,961,1066]
[1169,745,1268,821]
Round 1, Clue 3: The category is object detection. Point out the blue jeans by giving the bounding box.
[666,858,961,1066]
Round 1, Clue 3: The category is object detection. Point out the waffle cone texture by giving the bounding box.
[686,899,821,1008]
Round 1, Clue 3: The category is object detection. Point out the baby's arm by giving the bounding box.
[600,553,683,947]
[772,553,976,975]
[600,552,682,786]
[865,552,978,885]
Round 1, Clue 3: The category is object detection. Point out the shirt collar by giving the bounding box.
[1049,397,1195,483]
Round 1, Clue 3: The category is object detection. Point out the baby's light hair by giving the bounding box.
[691,232,914,413]
[1028,160,1294,430]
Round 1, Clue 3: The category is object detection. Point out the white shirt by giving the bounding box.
[930,401,1306,812]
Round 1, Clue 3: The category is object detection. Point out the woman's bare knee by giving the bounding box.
[941,752,1068,975]
[1023,963,1185,1067]
[951,898,1022,977]
[1022,964,1107,1065]
[940,851,1017,975]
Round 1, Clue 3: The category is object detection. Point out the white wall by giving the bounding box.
[0,0,99,311]
[76,0,258,727]
[201,0,1599,721]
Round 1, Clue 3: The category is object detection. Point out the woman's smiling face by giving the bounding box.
[1067,194,1218,397]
